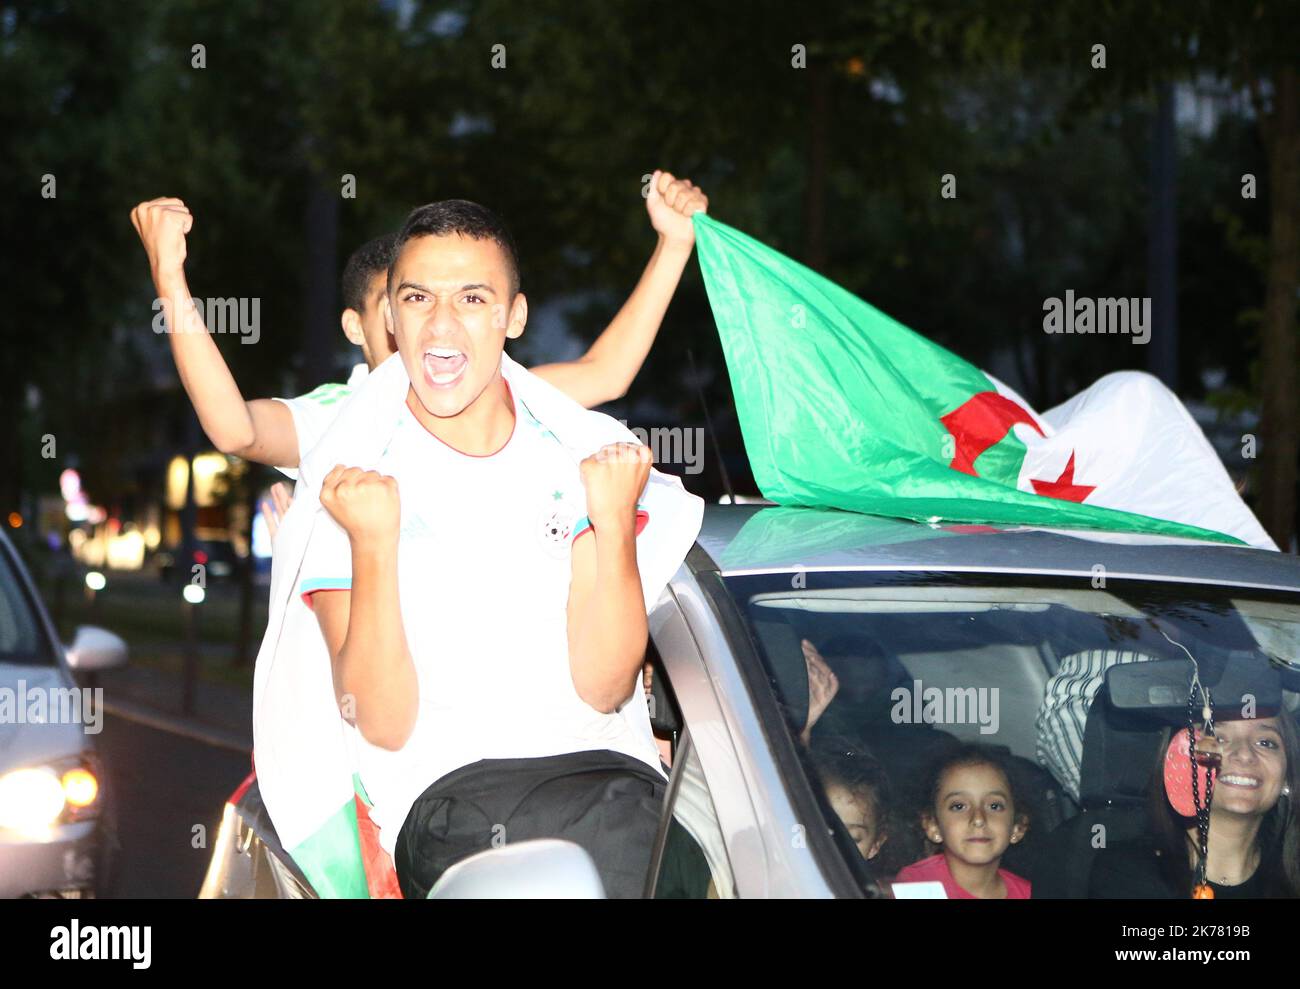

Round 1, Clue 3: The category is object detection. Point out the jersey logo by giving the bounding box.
[536,492,580,559]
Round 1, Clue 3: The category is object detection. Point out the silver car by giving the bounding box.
[202,504,1300,898]
[0,532,127,898]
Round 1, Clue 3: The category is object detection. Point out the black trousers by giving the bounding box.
[394,749,667,899]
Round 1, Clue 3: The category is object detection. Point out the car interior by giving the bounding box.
[736,579,1300,898]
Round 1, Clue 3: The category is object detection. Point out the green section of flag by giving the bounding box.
[288,797,370,899]
[692,213,1241,546]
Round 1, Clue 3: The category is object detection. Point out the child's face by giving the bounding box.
[924,762,1025,867]
[827,782,885,861]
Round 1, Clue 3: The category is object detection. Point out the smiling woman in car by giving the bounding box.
[1089,713,1300,898]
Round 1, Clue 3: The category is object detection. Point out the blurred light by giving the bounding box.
[194,550,209,565]
[192,453,228,507]
[86,505,107,525]
[106,517,121,535]
[61,768,99,809]
[166,456,189,510]
[251,511,271,559]
[85,571,106,592]
[6,512,20,528]
[0,767,65,836]
[65,502,89,523]
[845,56,866,76]
[106,530,145,571]
[167,452,230,509]
[182,584,206,605]
[143,523,161,550]
[59,469,82,502]
[68,529,86,551]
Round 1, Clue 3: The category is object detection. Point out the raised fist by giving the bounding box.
[320,466,400,545]
[646,170,708,247]
[130,197,193,278]
[579,442,652,533]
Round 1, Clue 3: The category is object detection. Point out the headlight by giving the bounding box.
[0,758,102,837]
[62,767,99,809]
[0,768,66,836]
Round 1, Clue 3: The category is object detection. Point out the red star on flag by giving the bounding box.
[1030,451,1096,503]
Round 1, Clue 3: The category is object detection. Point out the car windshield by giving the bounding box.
[0,545,57,666]
[724,571,1300,900]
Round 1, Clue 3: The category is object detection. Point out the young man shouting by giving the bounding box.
[255,200,703,899]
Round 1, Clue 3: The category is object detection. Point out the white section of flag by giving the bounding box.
[1002,371,1275,551]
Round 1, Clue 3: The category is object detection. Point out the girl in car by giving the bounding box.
[1089,713,1300,898]
[894,745,1032,898]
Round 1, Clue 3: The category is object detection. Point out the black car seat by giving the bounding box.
[1026,681,1163,897]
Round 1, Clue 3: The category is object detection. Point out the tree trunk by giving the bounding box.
[1257,66,1299,551]
[1147,84,1178,391]
[803,59,830,272]
[0,386,21,522]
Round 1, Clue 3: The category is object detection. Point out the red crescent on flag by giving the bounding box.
[940,391,1044,476]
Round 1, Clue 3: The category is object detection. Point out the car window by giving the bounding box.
[651,732,737,899]
[0,545,56,665]
[724,572,1300,900]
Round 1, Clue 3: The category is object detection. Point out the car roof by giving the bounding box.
[696,505,1300,593]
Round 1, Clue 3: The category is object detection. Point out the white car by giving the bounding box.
[0,531,126,898]
[202,504,1300,898]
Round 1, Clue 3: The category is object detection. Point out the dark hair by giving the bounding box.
[340,233,397,315]
[919,744,1029,834]
[816,748,893,835]
[1146,713,1300,897]
[809,743,904,879]
[389,199,520,297]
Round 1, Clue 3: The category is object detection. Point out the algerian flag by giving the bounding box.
[693,214,1276,551]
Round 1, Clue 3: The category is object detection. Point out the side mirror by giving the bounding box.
[427,838,606,899]
[65,626,129,672]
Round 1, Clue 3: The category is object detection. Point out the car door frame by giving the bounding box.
[642,552,856,898]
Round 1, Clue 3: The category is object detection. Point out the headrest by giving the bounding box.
[1078,682,1163,806]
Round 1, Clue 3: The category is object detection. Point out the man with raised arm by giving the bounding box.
[130,170,707,473]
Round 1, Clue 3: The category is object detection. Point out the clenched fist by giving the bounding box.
[646,170,708,247]
[130,197,193,278]
[580,442,652,533]
[320,466,400,546]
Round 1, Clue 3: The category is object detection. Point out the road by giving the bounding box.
[96,713,250,898]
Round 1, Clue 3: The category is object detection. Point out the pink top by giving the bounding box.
[894,854,1032,899]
